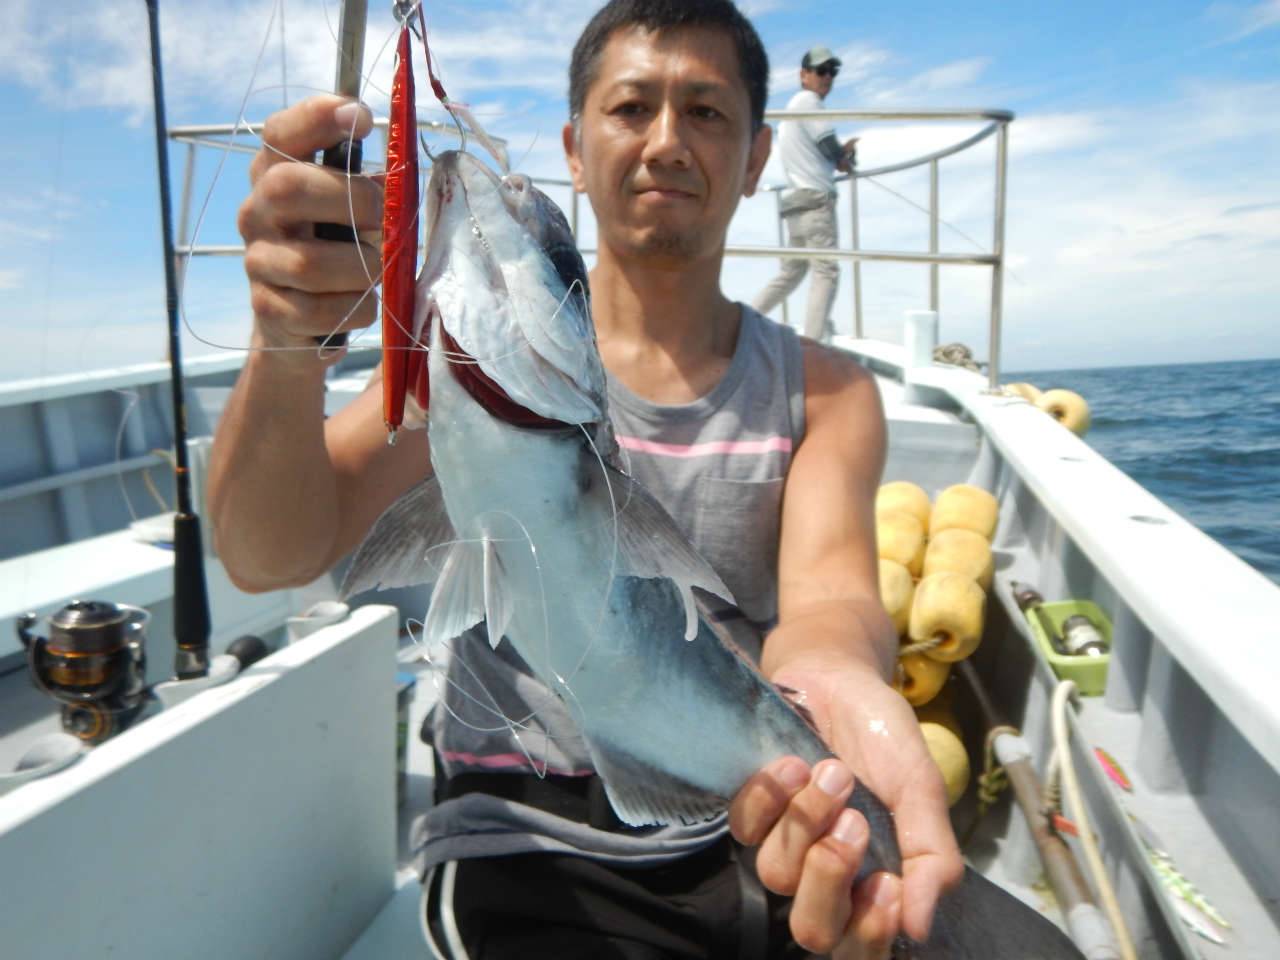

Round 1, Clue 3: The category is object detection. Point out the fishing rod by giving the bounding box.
[145,0,211,680]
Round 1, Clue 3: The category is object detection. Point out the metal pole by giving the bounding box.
[775,191,789,329]
[850,177,862,338]
[174,143,196,292]
[988,122,1009,389]
[929,159,939,313]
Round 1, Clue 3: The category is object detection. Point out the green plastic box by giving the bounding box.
[1022,600,1112,696]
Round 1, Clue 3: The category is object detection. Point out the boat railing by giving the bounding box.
[168,109,1013,385]
[741,108,1012,387]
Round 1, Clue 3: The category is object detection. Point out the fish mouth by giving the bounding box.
[427,152,573,431]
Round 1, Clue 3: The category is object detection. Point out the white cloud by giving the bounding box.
[1211,0,1280,40]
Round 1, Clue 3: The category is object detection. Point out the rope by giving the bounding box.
[141,448,178,514]
[897,633,945,657]
[960,723,1018,848]
[933,342,984,371]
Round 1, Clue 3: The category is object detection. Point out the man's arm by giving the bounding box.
[817,133,859,174]
[208,96,429,592]
[729,342,963,956]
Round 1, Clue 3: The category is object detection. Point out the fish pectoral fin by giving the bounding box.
[421,541,488,647]
[601,464,736,641]
[340,476,456,597]
[586,739,729,828]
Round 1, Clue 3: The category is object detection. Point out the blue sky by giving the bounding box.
[2,0,1278,380]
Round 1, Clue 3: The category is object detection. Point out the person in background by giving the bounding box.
[752,45,858,342]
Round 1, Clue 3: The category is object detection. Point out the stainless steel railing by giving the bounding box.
[744,109,1013,388]
[169,108,1012,385]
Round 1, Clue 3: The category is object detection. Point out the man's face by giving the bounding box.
[800,64,836,98]
[563,25,770,267]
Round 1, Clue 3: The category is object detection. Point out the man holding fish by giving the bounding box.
[211,1,962,956]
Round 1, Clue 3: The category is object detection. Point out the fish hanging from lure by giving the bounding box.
[381,1,508,443]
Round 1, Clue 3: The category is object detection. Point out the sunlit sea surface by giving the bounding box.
[1007,357,1280,586]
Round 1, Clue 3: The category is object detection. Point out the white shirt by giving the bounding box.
[777,89,837,195]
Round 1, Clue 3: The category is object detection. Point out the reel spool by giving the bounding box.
[16,600,149,744]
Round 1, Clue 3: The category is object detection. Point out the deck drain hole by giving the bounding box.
[1059,455,1085,462]
[1129,514,1168,525]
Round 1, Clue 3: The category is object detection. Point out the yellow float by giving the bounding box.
[876,480,931,535]
[896,651,951,706]
[922,528,994,592]
[914,695,963,741]
[909,571,987,662]
[878,558,915,636]
[876,509,926,576]
[930,484,999,542]
[1035,388,1091,437]
[1005,382,1042,403]
[919,721,971,807]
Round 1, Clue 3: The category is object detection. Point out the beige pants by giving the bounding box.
[751,200,839,341]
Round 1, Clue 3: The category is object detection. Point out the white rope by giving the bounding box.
[1050,680,1138,960]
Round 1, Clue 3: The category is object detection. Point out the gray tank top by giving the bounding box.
[412,307,807,873]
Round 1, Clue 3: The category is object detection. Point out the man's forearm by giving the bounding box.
[207,345,341,591]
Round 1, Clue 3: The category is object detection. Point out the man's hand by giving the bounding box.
[238,95,383,361]
[729,660,963,958]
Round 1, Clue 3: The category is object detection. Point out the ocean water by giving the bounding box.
[1006,357,1280,586]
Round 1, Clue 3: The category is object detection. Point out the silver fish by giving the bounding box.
[343,150,1085,960]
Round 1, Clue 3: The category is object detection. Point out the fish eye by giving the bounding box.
[545,243,590,303]
[503,174,531,194]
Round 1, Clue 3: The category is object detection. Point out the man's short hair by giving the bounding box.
[569,0,769,134]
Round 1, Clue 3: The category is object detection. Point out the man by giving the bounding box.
[752,45,858,342]
[210,2,960,957]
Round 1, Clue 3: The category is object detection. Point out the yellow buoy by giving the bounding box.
[930,484,999,542]
[919,721,971,807]
[922,528,994,592]
[878,558,916,636]
[896,652,951,706]
[909,571,987,662]
[876,481,932,535]
[1005,382,1042,403]
[1035,388,1091,437]
[876,510,926,576]
[914,696,963,741]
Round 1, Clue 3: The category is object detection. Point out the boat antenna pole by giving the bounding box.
[145,0,211,679]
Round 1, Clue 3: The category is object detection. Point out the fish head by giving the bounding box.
[419,150,607,431]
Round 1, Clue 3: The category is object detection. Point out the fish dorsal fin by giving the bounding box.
[584,737,728,827]
[599,463,735,641]
[340,476,456,597]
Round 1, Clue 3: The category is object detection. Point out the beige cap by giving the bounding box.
[802,45,842,69]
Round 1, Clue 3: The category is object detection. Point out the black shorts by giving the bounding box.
[424,838,812,960]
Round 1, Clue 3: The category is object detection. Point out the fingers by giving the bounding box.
[788,808,868,953]
[248,283,378,349]
[889,760,965,941]
[250,95,374,181]
[238,96,386,352]
[832,873,902,960]
[758,760,856,895]
[729,755,810,844]
[240,150,384,241]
